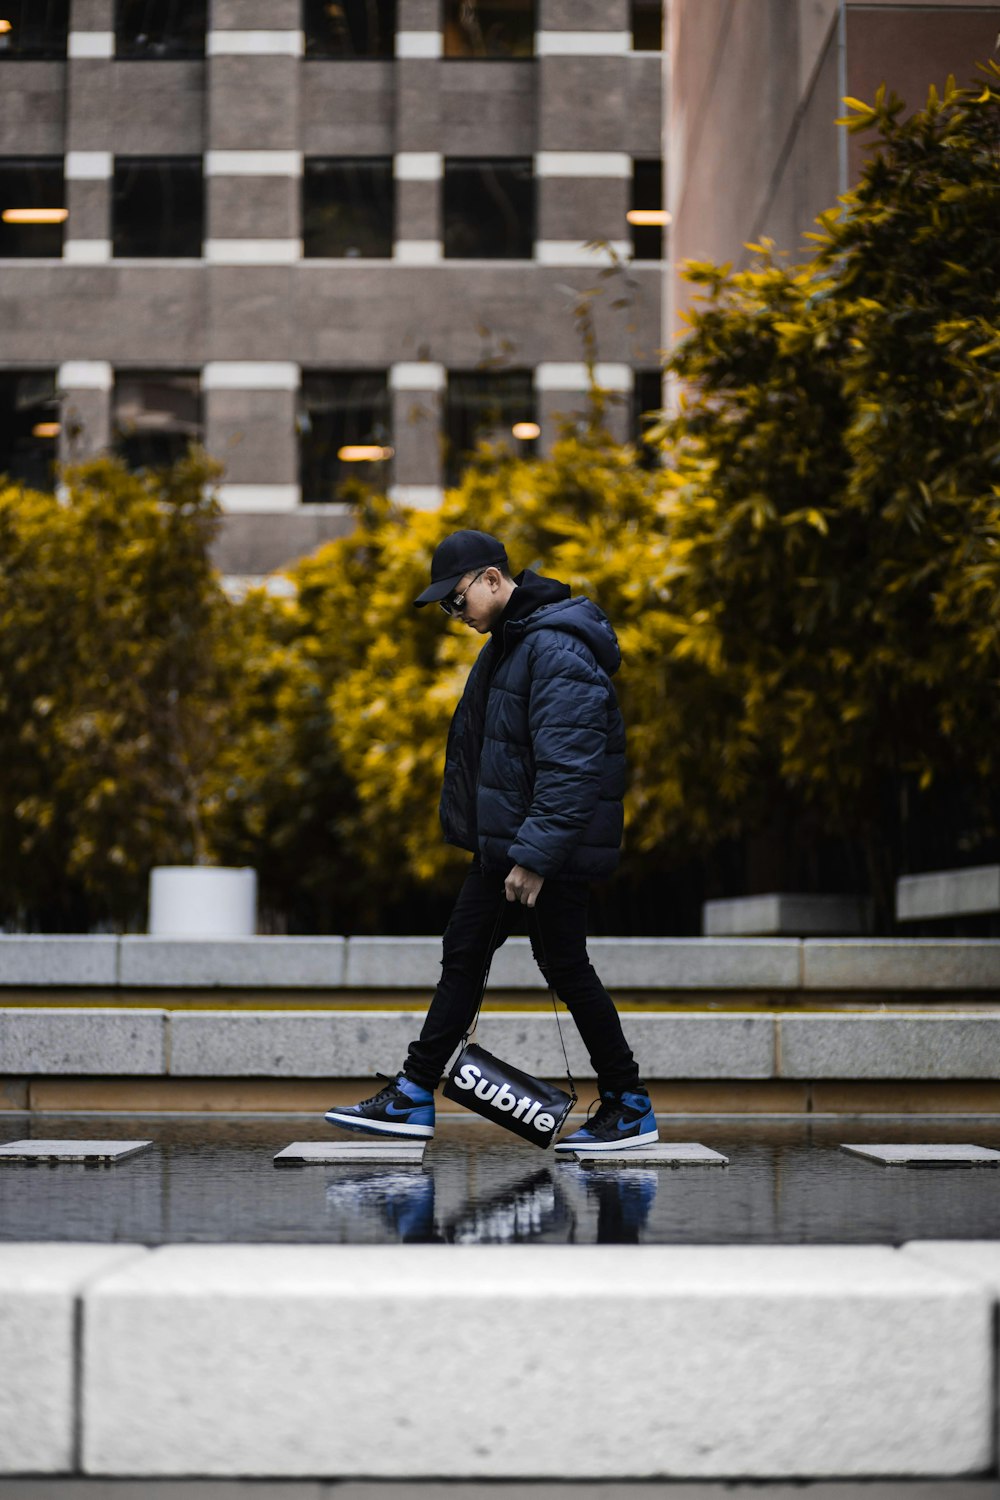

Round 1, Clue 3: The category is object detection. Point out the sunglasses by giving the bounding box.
[439,567,489,617]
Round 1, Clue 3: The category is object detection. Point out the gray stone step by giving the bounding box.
[273,1141,427,1165]
[0,1140,152,1164]
[840,1144,1000,1167]
[568,1142,729,1166]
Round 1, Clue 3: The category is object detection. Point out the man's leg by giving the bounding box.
[403,858,513,1090]
[528,878,641,1092]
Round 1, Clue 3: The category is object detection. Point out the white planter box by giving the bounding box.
[147,866,257,938]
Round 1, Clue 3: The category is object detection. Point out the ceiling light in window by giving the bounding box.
[0,20,11,33]
[511,422,540,440]
[32,423,60,438]
[337,445,394,462]
[2,208,69,224]
[627,209,671,227]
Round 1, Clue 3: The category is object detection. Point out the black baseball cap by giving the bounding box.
[413,529,509,607]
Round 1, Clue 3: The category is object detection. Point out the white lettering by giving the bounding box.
[512,1095,531,1119]
[493,1082,517,1112]
[474,1078,499,1102]
[534,1111,555,1134]
[455,1063,480,1091]
[523,1100,540,1126]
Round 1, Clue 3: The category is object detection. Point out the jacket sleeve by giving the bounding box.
[506,634,609,877]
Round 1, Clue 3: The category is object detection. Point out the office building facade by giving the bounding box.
[0,0,665,578]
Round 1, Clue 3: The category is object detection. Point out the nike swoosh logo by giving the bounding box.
[385,1100,418,1117]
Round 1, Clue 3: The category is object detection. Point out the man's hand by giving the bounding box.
[505,864,544,908]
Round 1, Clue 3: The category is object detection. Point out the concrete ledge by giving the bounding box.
[2,936,999,992]
[79,1244,991,1479]
[170,1011,425,1078]
[0,1244,146,1473]
[802,940,1000,990]
[703,895,870,937]
[119,938,346,989]
[0,1009,165,1076]
[780,1015,1000,1080]
[897,865,1000,922]
[0,937,117,987]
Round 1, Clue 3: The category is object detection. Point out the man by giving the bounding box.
[325,529,657,1153]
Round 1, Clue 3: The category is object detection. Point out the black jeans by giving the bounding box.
[404,859,642,1095]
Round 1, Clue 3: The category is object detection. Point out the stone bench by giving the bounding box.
[703,894,872,936]
[897,864,1000,923]
[1,1240,995,1479]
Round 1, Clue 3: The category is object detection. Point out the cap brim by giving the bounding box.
[413,572,465,607]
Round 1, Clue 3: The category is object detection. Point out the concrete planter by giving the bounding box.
[147,866,257,938]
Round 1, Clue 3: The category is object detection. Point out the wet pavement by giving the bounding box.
[1,1114,999,1246]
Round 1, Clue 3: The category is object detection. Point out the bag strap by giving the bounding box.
[463,891,577,1105]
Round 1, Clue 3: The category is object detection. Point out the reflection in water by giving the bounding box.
[560,1164,659,1244]
[443,1167,572,1245]
[325,1170,436,1242]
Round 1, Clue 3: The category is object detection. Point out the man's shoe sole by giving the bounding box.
[554,1126,659,1154]
[323,1110,435,1139]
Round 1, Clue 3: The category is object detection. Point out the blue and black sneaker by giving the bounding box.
[554,1087,658,1154]
[324,1073,435,1139]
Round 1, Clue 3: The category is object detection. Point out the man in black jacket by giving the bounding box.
[325,529,656,1154]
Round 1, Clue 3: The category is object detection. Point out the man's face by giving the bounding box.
[449,566,505,633]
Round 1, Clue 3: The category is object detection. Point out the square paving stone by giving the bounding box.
[0,1139,152,1165]
[841,1143,1000,1167]
[274,1141,427,1166]
[569,1142,729,1166]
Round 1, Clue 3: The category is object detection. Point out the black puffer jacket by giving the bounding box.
[439,570,626,879]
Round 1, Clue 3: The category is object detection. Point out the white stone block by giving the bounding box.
[584,937,801,989]
[802,939,1000,990]
[703,894,870,936]
[168,1011,423,1077]
[897,864,1000,921]
[120,937,345,988]
[0,1140,152,1164]
[343,936,443,988]
[779,1015,1000,1079]
[274,1142,426,1165]
[841,1144,1000,1167]
[0,1244,146,1474]
[0,936,117,987]
[0,1009,165,1075]
[82,1244,991,1478]
[571,1142,729,1165]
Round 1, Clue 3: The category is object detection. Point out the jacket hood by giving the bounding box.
[508,571,621,677]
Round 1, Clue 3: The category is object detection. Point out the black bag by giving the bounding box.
[443,1041,575,1149]
[442,899,577,1150]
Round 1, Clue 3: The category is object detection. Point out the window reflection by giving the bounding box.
[303,158,394,258]
[443,159,533,259]
[112,158,203,257]
[299,371,392,503]
[0,159,65,257]
[0,1,69,59]
[113,371,202,471]
[115,0,207,59]
[443,0,534,59]
[303,0,396,59]
[0,371,60,490]
[444,369,535,485]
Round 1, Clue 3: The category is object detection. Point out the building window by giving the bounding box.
[629,159,664,261]
[444,370,536,485]
[632,369,662,468]
[0,371,60,490]
[631,0,662,51]
[299,372,392,503]
[113,372,202,471]
[0,1,69,59]
[0,159,65,258]
[303,158,393,257]
[303,0,395,58]
[115,0,207,58]
[112,158,203,257]
[443,0,534,58]
[443,159,533,259]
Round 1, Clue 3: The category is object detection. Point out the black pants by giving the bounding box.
[404,859,642,1095]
